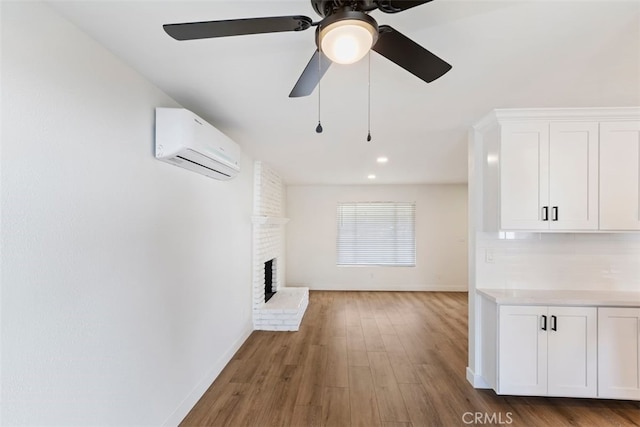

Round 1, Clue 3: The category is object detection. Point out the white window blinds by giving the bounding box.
[337,202,416,266]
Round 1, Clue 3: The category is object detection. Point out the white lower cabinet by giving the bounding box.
[498,305,597,397]
[598,307,640,400]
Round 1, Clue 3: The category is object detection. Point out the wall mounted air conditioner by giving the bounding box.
[155,107,241,180]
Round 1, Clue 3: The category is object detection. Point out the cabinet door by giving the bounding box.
[498,305,548,395]
[598,307,640,400]
[547,306,597,397]
[500,122,550,230]
[548,122,599,230]
[599,121,640,230]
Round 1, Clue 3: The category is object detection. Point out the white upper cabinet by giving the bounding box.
[473,108,640,232]
[500,122,550,230]
[500,121,598,230]
[548,122,599,230]
[599,121,640,230]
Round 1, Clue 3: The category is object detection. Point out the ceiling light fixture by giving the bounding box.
[368,174,376,180]
[318,11,378,65]
[377,157,388,164]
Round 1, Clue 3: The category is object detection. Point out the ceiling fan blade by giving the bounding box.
[163,16,313,41]
[372,25,451,84]
[289,50,332,98]
[376,0,434,13]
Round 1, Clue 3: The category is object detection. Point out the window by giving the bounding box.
[337,202,416,266]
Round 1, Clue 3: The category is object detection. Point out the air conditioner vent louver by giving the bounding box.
[176,153,231,178]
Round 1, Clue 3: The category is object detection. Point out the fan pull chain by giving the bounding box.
[366,51,372,142]
[316,50,323,133]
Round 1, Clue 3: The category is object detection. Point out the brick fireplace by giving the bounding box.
[252,161,308,331]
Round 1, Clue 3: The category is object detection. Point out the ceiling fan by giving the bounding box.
[163,0,452,98]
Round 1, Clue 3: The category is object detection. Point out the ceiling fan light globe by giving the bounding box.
[320,19,377,65]
[328,33,364,64]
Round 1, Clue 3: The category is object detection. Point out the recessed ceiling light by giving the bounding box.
[376,157,388,164]
[367,174,376,179]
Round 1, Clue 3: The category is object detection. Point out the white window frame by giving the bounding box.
[336,201,416,267]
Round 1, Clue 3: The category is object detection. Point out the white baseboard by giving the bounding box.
[466,367,491,389]
[163,323,253,427]
[306,283,468,292]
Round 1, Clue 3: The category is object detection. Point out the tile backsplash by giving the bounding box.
[476,232,640,291]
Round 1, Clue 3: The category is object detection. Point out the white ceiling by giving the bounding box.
[49,0,640,185]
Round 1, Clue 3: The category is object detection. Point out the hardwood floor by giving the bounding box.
[181,291,639,426]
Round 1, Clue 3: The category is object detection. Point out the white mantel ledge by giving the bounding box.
[252,215,290,225]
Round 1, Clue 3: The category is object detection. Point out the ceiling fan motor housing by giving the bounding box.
[311,0,378,18]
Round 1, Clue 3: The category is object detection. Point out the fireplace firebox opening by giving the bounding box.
[264,259,276,302]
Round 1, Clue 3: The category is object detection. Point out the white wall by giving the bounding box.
[1,2,253,425]
[286,185,468,291]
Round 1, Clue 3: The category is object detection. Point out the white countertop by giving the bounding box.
[477,288,640,307]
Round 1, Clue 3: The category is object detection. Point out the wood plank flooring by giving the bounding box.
[181,291,640,426]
